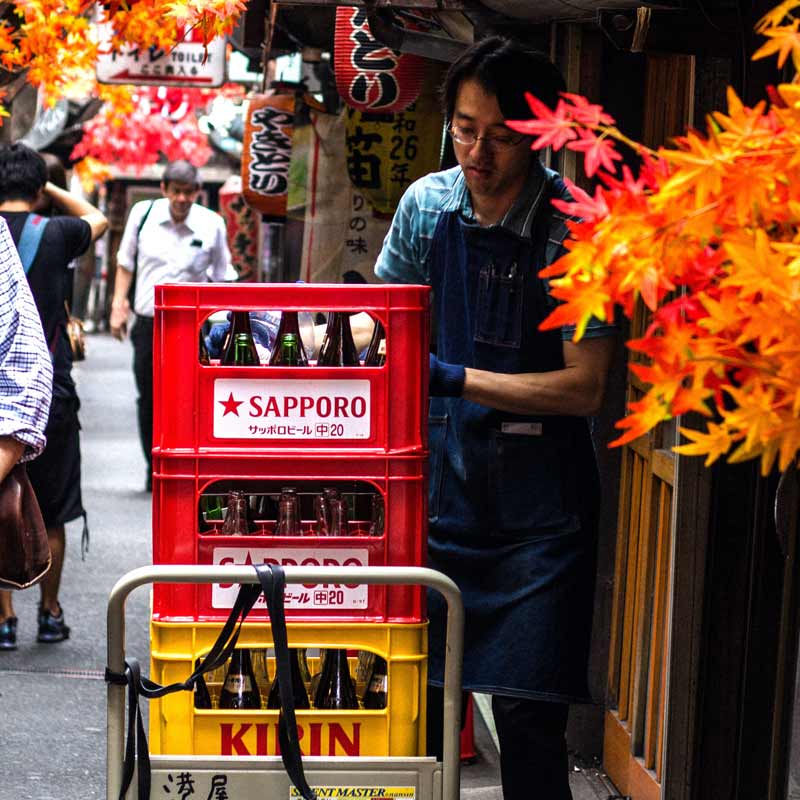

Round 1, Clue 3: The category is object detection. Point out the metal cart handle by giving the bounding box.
[106,565,464,800]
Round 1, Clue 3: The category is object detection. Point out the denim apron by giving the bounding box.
[426,180,600,702]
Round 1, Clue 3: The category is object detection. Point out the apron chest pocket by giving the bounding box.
[475,262,524,348]
[489,429,580,535]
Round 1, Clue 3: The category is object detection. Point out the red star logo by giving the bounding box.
[219,392,243,417]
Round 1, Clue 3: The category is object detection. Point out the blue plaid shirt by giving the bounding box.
[0,217,52,459]
[375,163,616,340]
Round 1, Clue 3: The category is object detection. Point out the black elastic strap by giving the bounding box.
[255,564,316,800]
[106,580,263,800]
[128,201,154,306]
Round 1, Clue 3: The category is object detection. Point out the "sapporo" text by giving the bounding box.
[248,395,367,418]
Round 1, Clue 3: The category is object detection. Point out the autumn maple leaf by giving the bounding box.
[506,96,577,150]
[559,92,615,126]
[550,178,609,222]
[675,423,737,466]
[752,20,800,69]
[566,129,623,177]
[611,393,672,447]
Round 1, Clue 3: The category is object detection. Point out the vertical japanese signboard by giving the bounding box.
[344,70,445,216]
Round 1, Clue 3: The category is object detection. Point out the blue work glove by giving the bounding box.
[429,354,465,397]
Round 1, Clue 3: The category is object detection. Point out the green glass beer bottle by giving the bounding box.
[271,333,303,367]
[269,312,309,365]
[222,312,260,365]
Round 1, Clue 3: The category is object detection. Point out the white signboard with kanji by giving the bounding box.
[213,379,371,440]
[96,24,226,87]
[211,547,370,610]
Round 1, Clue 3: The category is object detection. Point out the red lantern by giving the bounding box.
[334,7,426,114]
[241,91,295,219]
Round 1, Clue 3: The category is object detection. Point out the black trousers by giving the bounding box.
[427,685,572,800]
[131,315,154,475]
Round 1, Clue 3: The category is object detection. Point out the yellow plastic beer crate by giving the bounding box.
[149,620,427,758]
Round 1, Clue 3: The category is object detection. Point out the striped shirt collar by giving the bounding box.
[442,159,548,239]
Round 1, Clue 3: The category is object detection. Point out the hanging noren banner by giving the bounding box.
[241,92,296,220]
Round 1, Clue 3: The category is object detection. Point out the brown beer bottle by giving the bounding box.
[199,330,210,365]
[218,649,261,710]
[368,493,384,537]
[220,490,255,535]
[362,655,388,709]
[276,487,302,536]
[269,313,309,366]
[363,320,386,366]
[193,658,212,709]
[314,649,359,710]
[222,312,260,365]
[266,649,311,709]
[316,312,360,366]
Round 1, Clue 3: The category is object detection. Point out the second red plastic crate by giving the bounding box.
[151,451,427,623]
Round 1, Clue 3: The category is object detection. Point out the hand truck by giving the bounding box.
[106,565,464,800]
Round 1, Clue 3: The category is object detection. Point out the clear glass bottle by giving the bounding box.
[220,490,255,535]
[276,487,302,536]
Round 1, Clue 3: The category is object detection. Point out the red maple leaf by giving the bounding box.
[566,129,623,177]
[506,96,577,151]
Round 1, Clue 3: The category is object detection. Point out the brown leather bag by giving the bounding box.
[0,464,50,590]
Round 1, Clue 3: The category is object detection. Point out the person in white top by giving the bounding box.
[110,160,232,490]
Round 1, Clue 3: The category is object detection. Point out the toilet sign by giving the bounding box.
[213,379,371,440]
[96,24,226,86]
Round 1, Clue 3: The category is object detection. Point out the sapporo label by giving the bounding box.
[290,789,415,799]
[213,379,371,440]
[212,547,369,609]
[223,674,252,693]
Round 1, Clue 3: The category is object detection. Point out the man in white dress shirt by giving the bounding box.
[110,160,232,490]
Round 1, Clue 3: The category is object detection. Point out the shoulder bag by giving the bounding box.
[0,464,50,590]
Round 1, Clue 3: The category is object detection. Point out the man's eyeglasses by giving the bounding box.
[448,125,525,150]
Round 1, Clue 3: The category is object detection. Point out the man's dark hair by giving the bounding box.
[0,143,48,204]
[162,159,200,187]
[442,37,566,123]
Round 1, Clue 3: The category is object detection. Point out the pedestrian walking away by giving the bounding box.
[110,160,233,492]
[0,143,106,649]
[373,38,617,800]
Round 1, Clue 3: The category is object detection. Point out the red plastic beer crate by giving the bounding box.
[153,283,430,454]
[151,451,427,623]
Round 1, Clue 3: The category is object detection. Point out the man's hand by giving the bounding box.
[110,300,129,340]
